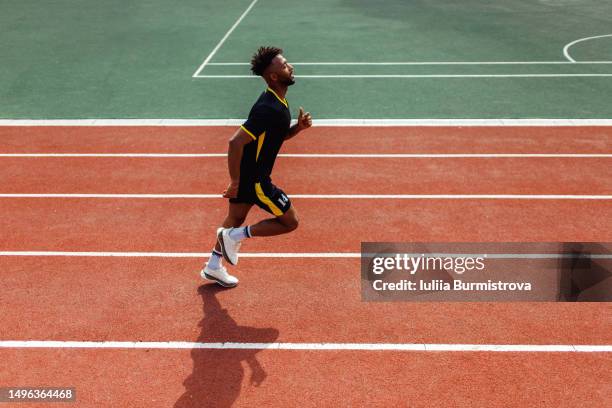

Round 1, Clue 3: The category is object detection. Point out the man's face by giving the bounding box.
[269,54,295,86]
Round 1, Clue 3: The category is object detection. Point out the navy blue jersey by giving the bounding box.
[240,88,291,182]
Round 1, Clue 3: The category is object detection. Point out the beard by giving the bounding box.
[280,76,295,86]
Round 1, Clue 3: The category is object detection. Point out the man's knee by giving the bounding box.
[281,212,299,232]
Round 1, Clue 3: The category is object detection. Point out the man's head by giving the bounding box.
[250,46,295,86]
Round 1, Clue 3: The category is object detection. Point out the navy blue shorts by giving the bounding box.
[229,179,291,216]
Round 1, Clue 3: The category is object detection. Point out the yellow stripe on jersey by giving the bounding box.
[240,125,257,140]
[255,131,266,162]
[266,87,288,108]
[255,183,283,216]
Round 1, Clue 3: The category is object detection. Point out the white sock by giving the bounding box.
[229,226,251,242]
[208,249,223,270]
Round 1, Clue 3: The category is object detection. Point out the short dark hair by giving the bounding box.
[250,46,283,76]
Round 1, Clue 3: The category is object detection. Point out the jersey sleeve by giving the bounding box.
[241,106,273,141]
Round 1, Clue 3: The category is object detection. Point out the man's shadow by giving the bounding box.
[175,284,279,408]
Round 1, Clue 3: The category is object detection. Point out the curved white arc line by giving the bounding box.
[563,34,612,62]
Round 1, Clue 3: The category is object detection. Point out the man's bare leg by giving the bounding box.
[213,202,254,253]
[216,206,299,267]
[208,203,253,269]
[202,202,253,287]
[249,207,299,237]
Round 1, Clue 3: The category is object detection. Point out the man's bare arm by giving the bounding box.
[285,106,312,141]
[223,128,254,198]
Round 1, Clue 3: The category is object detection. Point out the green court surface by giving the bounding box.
[1,0,612,119]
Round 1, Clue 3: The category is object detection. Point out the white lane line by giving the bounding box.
[0,251,359,258]
[2,119,612,126]
[0,194,610,200]
[0,340,610,352]
[1,153,610,158]
[196,74,612,78]
[208,61,612,66]
[0,153,226,158]
[192,0,258,77]
[563,34,612,62]
[1,252,610,259]
[0,194,220,198]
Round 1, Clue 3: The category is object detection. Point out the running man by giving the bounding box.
[201,46,313,287]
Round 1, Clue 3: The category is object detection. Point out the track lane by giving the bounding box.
[1,126,611,153]
[1,156,610,195]
[1,348,610,407]
[0,199,610,252]
[1,258,610,344]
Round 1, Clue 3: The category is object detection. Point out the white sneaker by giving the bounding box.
[217,227,241,266]
[201,264,239,288]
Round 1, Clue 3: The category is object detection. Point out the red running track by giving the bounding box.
[1,257,610,344]
[1,125,611,407]
[1,198,611,252]
[1,348,610,407]
[1,126,611,154]
[1,156,610,195]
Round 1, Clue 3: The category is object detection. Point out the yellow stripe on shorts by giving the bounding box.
[255,183,283,216]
